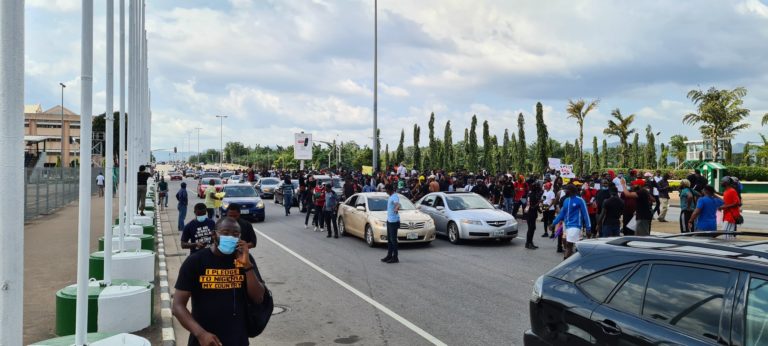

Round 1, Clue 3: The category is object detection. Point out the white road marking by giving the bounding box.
[255,229,448,346]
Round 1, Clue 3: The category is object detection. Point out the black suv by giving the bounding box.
[526,232,768,346]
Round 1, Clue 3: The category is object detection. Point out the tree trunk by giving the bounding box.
[578,124,584,175]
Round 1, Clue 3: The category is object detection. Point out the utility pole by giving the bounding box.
[372,0,378,173]
[216,115,227,171]
[59,82,66,174]
[195,127,202,165]
[0,1,25,344]
[103,0,115,285]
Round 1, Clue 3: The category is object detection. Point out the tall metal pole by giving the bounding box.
[216,115,227,170]
[103,0,115,285]
[372,0,378,173]
[118,0,126,251]
[59,82,66,173]
[0,1,25,344]
[195,127,202,165]
[74,1,94,344]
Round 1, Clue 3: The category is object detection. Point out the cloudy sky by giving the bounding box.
[25,0,768,156]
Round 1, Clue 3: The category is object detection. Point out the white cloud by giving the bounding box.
[27,0,79,12]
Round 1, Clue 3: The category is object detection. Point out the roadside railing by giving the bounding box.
[24,167,100,221]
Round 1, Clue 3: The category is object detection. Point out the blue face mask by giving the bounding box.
[217,235,238,255]
[196,215,207,222]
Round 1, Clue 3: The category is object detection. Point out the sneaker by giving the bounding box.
[313,226,318,232]
[381,256,392,262]
[386,257,399,264]
[326,234,332,238]
[334,235,339,238]
[304,224,308,229]
[541,233,549,238]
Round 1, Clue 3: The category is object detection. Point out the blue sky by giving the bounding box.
[25,0,768,155]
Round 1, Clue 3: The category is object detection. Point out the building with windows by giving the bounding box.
[684,137,730,162]
[24,104,81,166]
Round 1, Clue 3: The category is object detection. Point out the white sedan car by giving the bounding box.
[228,175,243,184]
[417,192,518,244]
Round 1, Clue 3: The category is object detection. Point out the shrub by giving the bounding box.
[726,166,768,182]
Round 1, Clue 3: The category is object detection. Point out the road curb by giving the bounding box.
[669,204,768,215]
[156,214,176,346]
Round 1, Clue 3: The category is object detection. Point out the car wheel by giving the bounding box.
[365,225,375,247]
[448,222,462,245]
[338,217,346,237]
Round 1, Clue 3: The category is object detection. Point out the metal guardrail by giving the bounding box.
[23,167,100,221]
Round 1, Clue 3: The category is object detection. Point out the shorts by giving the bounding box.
[565,227,581,243]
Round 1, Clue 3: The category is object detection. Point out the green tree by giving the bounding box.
[668,135,688,166]
[413,124,421,170]
[509,133,518,172]
[383,144,390,170]
[501,129,510,172]
[566,98,599,175]
[644,125,657,169]
[742,143,752,166]
[395,129,405,164]
[591,136,599,171]
[601,139,608,168]
[443,121,454,171]
[684,87,751,162]
[603,108,636,168]
[426,112,437,169]
[762,113,768,126]
[563,141,573,164]
[462,128,469,169]
[517,113,527,173]
[534,102,549,173]
[658,143,668,168]
[631,133,640,168]
[482,120,492,170]
[468,115,478,170]
[491,135,499,173]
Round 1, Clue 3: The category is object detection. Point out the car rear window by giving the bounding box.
[578,266,633,303]
[746,277,768,346]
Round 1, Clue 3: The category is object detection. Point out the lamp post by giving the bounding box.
[215,115,227,171]
[59,82,66,173]
[194,127,202,165]
[372,0,378,173]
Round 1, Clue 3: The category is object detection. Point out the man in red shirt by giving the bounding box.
[311,183,326,232]
[719,177,741,233]
[512,175,529,218]
[581,181,598,238]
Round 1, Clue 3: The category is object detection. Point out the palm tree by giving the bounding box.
[683,87,751,162]
[566,98,599,175]
[762,112,768,126]
[603,108,636,168]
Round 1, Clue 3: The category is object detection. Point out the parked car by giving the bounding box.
[337,192,436,247]
[169,171,183,181]
[257,177,282,199]
[313,175,343,197]
[416,192,517,244]
[274,181,300,206]
[197,178,223,198]
[526,232,768,346]
[219,184,265,222]
[228,175,243,184]
[220,171,235,184]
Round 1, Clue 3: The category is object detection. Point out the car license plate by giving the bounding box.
[494,230,504,237]
[241,209,250,214]
[407,232,418,240]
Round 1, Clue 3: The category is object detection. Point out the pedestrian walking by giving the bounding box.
[581,181,598,238]
[96,171,105,197]
[158,177,169,210]
[225,203,257,249]
[282,176,294,216]
[512,175,528,218]
[323,183,339,238]
[524,182,542,249]
[622,179,654,236]
[502,177,514,214]
[381,184,401,263]
[657,173,670,222]
[304,176,317,227]
[136,165,152,216]
[550,185,590,260]
[176,182,189,231]
[689,185,723,232]
[540,182,556,238]
[720,177,742,233]
[678,179,696,233]
[173,217,268,346]
[180,203,216,254]
[597,186,624,237]
[310,181,326,232]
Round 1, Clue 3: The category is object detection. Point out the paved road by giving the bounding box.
[163,178,566,345]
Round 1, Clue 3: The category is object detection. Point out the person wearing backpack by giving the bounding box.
[323,183,339,238]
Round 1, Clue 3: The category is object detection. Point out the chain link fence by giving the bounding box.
[24,167,100,221]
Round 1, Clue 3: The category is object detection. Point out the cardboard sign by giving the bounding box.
[548,158,562,170]
[560,164,575,178]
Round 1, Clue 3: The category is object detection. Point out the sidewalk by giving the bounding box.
[23,195,161,345]
[668,192,768,214]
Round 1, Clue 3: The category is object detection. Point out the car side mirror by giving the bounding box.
[356,205,366,212]
[436,206,445,211]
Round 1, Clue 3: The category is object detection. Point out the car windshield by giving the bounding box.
[446,194,494,210]
[367,195,416,211]
[202,178,222,185]
[222,186,257,197]
[230,175,241,180]
[221,172,233,178]
[261,178,280,185]
[318,178,342,188]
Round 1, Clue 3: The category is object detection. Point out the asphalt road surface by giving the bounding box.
[163,178,768,345]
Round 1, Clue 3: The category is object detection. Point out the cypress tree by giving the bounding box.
[564,140,573,164]
[468,115,478,170]
[658,143,667,168]
[395,129,405,164]
[482,120,492,170]
[601,139,608,168]
[631,133,640,168]
[383,144,390,170]
[645,125,656,169]
[491,135,499,173]
[443,121,454,171]
[501,129,510,172]
[517,113,526,173]
[427,112,437,170]
[510,133,518,173]
[535,102,549,173]
[592,136,599,171]
[463,128,469,170]
[413,124,421,170]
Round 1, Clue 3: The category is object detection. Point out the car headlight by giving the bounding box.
[461,219,482,225]
[532,275,544,303]
[373,219,386,227]
[257,201,264,209]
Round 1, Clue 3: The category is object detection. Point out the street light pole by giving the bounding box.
[372,0,378,173]
[60,82,66,172]
[215,115,227,171]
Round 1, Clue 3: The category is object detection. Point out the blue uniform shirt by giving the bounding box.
[387,193,400,223]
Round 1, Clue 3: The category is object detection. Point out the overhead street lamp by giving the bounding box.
[215,115,227,171]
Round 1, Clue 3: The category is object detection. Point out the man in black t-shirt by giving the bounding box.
[173,217,267,346]
[226,203,257,249]
[137,165,152,216]
[181,203,216,254]
[599,187,624,237]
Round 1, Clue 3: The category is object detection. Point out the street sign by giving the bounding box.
[294,133,312,160]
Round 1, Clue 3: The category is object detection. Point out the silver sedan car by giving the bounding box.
[417,192,518,244]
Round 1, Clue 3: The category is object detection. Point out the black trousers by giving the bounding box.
[386,221,400,257]
[526,210,538,245]
[680,210,693,233]
[324,210,338,236]
[542,209,555,233]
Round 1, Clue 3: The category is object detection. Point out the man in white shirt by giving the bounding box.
[96,172,105,197]
[612,172,625,193]
[540,182,557,237]
[397,162,407,179]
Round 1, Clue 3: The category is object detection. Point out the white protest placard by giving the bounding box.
[559,164,575,178]
[548,158,561,170]
[294,133,313,160]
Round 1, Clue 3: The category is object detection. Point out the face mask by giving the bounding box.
[217,235,238,255]
[196,215,207,222]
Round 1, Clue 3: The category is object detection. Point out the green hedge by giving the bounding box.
[602,168,691,180]
[726,166,768,182]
